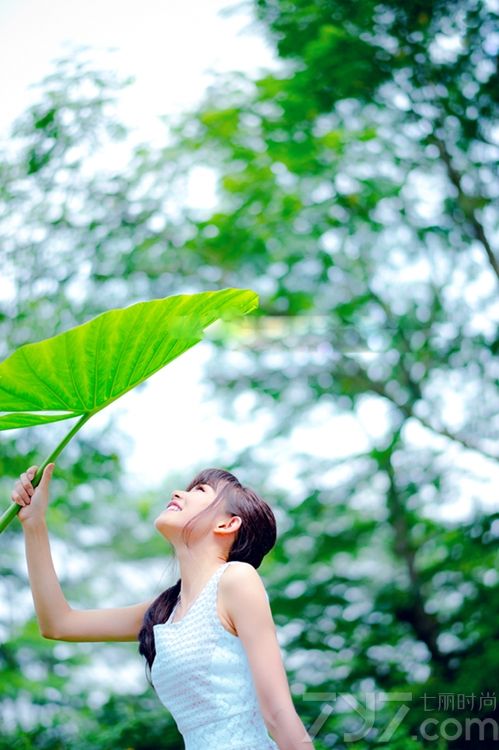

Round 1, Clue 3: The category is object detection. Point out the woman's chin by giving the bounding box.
[154,512,178,533]
[154,516,166,531]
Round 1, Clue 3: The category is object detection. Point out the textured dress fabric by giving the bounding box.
[151,560,279,750]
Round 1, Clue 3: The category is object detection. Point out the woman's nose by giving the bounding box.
[171,490,183,501]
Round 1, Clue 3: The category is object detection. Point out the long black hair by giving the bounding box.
[138,468,277,686]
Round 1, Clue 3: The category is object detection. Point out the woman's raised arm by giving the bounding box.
[12,464,155,642]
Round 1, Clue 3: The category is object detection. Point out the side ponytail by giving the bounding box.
[138,578,181,686]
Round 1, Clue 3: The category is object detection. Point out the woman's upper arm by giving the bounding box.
[221,562,296,726]
[48,596,156,642]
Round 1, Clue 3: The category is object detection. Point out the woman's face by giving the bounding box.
[154,481,226,539]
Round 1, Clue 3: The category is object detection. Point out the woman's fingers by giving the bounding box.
[11,465,41,507]
[12,489,27,506]
[21,472,34,496]
[15,481,31,504]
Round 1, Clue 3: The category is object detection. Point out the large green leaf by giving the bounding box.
[0,288,258,431]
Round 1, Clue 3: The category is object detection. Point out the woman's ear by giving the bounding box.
[215,515,241,533]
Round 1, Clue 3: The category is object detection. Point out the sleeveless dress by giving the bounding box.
[151,560,279,750]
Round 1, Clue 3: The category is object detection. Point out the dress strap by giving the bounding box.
[207,561,235,613]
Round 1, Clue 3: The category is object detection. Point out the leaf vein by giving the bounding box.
[19,347,73,410]
[64,333,87,410]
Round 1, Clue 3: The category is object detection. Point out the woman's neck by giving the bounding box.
[175,552,228,609]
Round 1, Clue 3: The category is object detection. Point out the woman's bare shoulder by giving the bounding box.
[222,561,270,599]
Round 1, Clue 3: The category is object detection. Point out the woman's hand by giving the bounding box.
[11,464,56,527]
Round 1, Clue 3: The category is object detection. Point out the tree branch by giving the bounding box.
[431,134,499,281]
[383,445,454,677]
[340,354,499,464]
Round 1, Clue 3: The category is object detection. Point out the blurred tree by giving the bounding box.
[1,0,498,747]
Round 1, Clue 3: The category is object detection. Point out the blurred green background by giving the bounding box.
[0,1,498,748]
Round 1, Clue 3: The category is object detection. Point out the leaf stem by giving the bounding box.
[0,413,92,535]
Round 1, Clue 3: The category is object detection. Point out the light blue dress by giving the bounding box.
[151,560,279,750]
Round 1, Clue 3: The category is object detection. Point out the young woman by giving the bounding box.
[11,463,315,750]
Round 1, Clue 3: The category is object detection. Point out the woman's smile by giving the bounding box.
[166,500,183,512]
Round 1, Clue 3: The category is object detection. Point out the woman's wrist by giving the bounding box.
[22,516,48,532]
